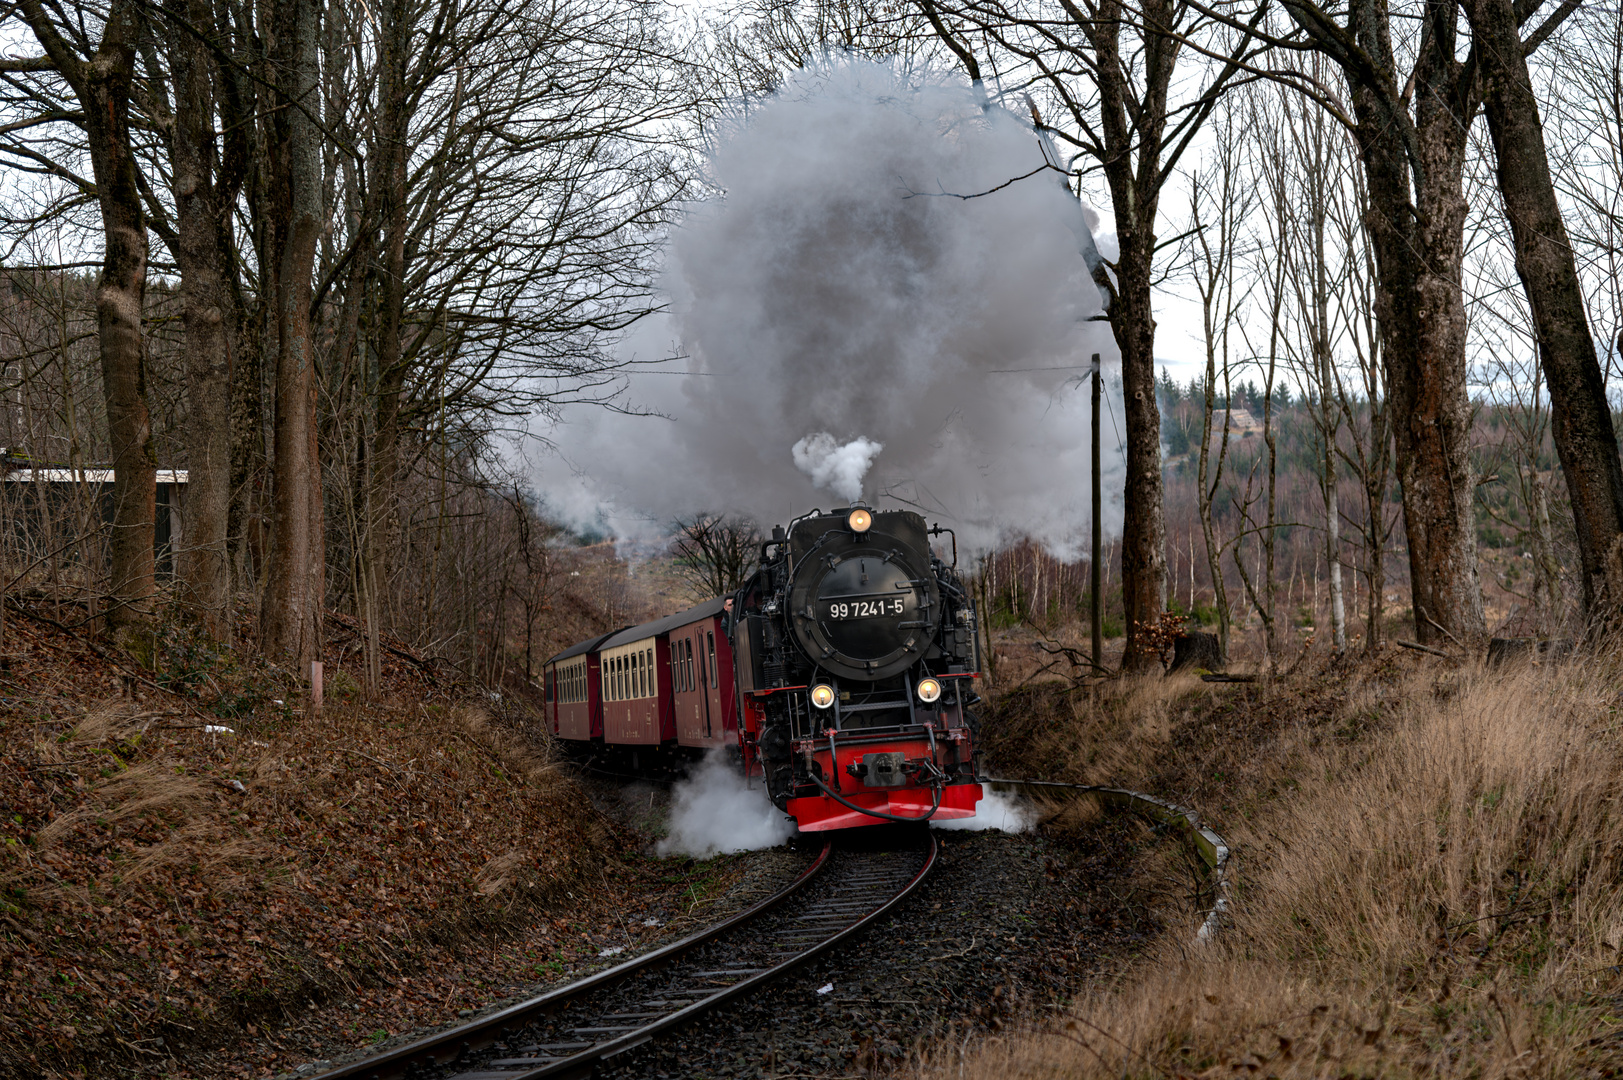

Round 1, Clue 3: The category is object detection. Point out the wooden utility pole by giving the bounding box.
[1091,353,1103,671]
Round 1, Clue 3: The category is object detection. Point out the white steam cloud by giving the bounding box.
[792,433,884,502]
[531,60,1123,560]
[932,789,1037,833]
[658,753,795,858]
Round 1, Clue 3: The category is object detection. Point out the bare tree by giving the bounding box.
[1463,116,1568,636]
[1474,339,1566,635]
[0,260,109,631]
[1464,0,1623,630]
[258,0,325,666]
[316,0,687,639]
[1229,94,1289,667]
[0,0,698,701]
[1261,0,1583,647]
[1262,66,1349,651]
[672,513,762,598]
[1260,0,1479,646]
[1543,0,1623,383]
[700,0,938,103]
[143,0,242,641]
[1185,105,1255,657]
[508,485,563,684]
[1324,160,1396,649]
[7,0,156,636]
[913,0,1264,669]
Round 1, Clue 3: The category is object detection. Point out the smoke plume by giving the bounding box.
[658,753,795,858]
[532,60,1122,560]
[792,433,884,502]
[932,789,1037,832]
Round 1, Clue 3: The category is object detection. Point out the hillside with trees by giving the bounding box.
[3,0,1623,1074]
[0,0,1619,677]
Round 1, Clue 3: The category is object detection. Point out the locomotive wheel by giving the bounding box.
[766,765,793,810]
[758,721,791,763]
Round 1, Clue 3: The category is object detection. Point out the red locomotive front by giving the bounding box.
[729,505,983,830]
[543,504,984,834]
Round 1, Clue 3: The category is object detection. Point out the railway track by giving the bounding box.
[316,831,937,1080]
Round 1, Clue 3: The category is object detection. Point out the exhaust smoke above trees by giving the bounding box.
[533,60,1124,563]
[2,0,1623,675]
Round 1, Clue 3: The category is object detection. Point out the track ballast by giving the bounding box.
[314,832,936,1080]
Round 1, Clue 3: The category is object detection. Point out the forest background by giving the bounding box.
[1,0,1621,688]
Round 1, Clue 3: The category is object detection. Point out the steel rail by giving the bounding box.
[506,833,938,1080]
[317,834,938,1080]
[982,776,1233,942]
[316,840,834,1080]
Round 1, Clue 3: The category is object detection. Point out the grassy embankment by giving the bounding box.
[937,651,1623,1077]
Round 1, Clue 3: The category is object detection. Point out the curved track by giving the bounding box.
[316,833,936,1080]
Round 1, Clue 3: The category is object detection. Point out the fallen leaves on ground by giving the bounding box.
[0,606,625,1079]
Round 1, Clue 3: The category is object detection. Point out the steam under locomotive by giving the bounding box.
[542,504,984,831]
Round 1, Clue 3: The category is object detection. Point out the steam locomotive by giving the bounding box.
[543,504,984,831]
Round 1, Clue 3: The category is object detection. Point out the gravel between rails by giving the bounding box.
[412,835,926,1080]
[592,817,1172,1080]
[250,780,1184,1080]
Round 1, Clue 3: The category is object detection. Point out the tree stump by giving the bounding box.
[1486,638,1534,668]
[1169,631,1225,674]
[1540,638,1575,662]
[1486,637,1573,668]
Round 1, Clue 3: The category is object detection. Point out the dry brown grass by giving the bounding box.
[978,667,1262,794]
[933,656,1623,1078]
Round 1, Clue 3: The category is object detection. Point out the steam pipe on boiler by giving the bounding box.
[928,524,958,568]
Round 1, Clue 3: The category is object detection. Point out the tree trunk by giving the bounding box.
[1334,1,1485,647]
[89,79,156,636]
[1094,0,1169,670]
[216,0,267,599]
[19,0,156,636]
[1304,153,1348,653]
[1261,379,1279,665]
[167,0,234,641]
[1325,455,1345,649]
[1197,362,1232,655]
[1466,0,1623,629]
[1391,118,1482,647]
[1317,281,1346,653]
[1366,516,1386,646]
[259,0,325,666]
[1116,249,1168,668]
[344,0,412,685]
[228,292,267,590]
[1526,466,1561,633]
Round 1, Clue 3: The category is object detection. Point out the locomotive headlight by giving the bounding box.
[810,683,836,709]
[847,508,873,533]
[916,677,942,704]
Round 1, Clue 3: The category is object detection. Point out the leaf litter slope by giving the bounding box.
[0,608,636,1079]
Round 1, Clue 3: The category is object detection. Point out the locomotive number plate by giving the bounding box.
[826,598,905,619]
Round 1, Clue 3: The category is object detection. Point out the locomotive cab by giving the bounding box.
[733,504,983,830]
